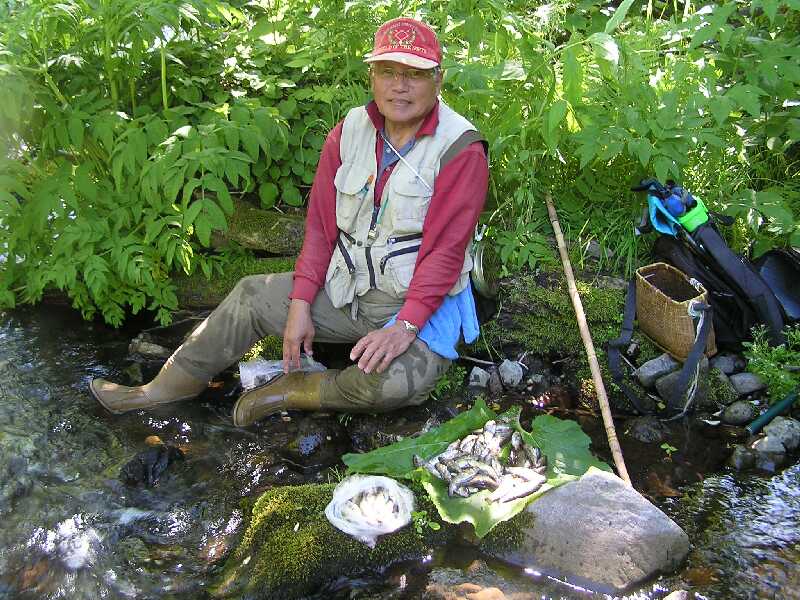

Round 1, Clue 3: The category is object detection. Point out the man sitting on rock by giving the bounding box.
[90,17,489,426]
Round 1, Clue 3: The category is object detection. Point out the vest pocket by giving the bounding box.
[334,163,372,234]
[325,243,357,308]
[390,168,434,231]
[382,246,421,296]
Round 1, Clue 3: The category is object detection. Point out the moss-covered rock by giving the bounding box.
[211,482,454,599]
[212,199,305,255]
[707,367,739,407]
[174,255,295,309]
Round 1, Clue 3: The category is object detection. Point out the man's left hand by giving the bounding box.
[350,322,416,374]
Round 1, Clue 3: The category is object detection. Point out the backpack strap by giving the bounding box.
[608,280,654,414]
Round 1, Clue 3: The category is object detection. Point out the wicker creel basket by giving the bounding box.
[635,262,717,361]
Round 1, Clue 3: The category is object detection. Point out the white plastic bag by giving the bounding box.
[238,355,326,390]
[324,475,415,548]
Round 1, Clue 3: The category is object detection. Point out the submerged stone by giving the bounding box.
[485,468,689,593]
[626,415,669,444]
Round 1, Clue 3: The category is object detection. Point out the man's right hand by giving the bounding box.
[282,299,315,373]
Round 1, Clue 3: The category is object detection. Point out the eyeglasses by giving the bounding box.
[372,66,439,83]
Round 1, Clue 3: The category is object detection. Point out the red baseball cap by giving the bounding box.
[364,18,441,70]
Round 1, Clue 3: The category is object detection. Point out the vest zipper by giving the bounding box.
[380,244,422,274]
[388,233,423,245]
[367,205,380,242]
[336,236,356,274]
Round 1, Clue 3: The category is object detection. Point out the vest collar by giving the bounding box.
[365,99,440,138]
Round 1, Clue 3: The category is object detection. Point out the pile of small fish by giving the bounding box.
[413,420,548,503]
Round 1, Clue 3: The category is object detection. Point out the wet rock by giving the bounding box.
[751,435,786,454]
[120,444,185,487]
[487,468,689,592]
[498,360,524,388]
[709,354,737,375]
[128,337,172,359]
[654,358,709,410]
[636,354,680,389]
[722,401,756,425]
[753,451,786,472]
[487,369,503,397]
[424,560,543,599]
[595,274,627,290]
[728,445,756,471]
[664,591,692,600]
[730,372,766,396]
[626,416,669,444]
[468,367,490,388]
[762,417,800,452]
[708,368,738,406]
[282,417,349,470]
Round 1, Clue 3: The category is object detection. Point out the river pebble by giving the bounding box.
[498,359,524,388]
[729,372,766,396]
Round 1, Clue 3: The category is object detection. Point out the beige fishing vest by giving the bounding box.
[324,101,481,314]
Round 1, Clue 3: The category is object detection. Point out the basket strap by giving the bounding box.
[608,280,654,415]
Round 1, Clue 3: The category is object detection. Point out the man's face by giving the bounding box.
[370,61,441,129]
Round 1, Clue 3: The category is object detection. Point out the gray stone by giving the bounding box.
[498,359,524,388]
[729,372,766,396]
[636,353,680,389]
[751,435,786,454]
[654,357,709,410]
[487,369,503,397]
[709,354,737,375]
[728,445,756,471]
[468,367,490,389]
[763,417,800,451]
[488,468,689,592]
[626,416,669,444]
[754,450,786,472]
[722,400,756,425]
[664,591,692,600]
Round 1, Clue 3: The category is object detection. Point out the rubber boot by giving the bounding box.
[232,371,325,427]
[90,360,208,414]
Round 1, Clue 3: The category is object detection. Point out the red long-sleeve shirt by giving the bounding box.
[290,100,488,329]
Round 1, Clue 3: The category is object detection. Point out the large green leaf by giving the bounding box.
[342,398,495,477]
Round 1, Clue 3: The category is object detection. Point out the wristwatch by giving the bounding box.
[399,319,420,335]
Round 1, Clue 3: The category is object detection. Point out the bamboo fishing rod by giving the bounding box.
[545,193,632,486]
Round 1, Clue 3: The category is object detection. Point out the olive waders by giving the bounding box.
[90,273,450,425]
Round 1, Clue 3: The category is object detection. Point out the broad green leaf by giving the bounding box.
[690,4,737,50]
[259,182,278,208]
[93,119,114,152]
[342,398,495,477]
[145,119,169,146]
[183,199,203,227]
[200,197,227,230]
[525,414,611,477]
[281,183,303,206]
[589,32,619,66]
[241,129,260,161]
[195,213,212,246]
[725,84,766,117]
[708,96,733,126]
[628,138,652,167]
[604,0,636,33]
[223,125,240,151]
[182,177,201,203]
[74,163,97,201]
[547,100,568,142]
[68,117,84,149]
[230,105,250,125]
[562,45,583,106]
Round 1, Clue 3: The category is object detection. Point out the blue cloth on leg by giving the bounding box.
[384,282,480,360]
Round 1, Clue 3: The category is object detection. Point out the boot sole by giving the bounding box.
[232,374,287,427]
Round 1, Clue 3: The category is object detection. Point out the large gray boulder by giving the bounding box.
[763,417,800,452]
[488,468,690,593]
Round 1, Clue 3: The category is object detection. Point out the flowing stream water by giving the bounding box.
[0,306,798,599]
